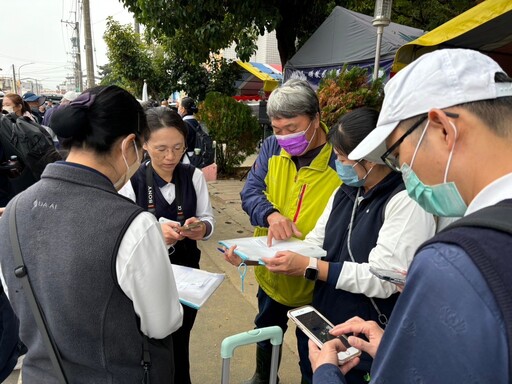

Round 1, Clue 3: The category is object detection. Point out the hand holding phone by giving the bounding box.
[177,221,203,231]
[288,305,361,365]
[369,266,406,285]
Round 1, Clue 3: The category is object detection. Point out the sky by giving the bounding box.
[0,0,135,91]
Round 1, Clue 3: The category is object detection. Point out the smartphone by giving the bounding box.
[288,305,361,365]
[178,222,203,231]
[369,266,406,285]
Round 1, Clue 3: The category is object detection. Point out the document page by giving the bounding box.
[218,236,327,263]
[172,265,225,309]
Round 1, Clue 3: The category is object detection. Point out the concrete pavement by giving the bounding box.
[6,175,303,383]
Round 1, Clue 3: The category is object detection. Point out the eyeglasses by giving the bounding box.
[380,111,459,172]
[146,143,187,158]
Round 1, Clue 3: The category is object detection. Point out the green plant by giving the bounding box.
[197,92,261,175]
[317,65,384,128]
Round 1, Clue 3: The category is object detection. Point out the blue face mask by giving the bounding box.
[335,159,369,187]
[401,121,467,217]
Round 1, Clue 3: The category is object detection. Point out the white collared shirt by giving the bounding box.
[465,172,512,216]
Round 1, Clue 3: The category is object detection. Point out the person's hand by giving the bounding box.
[160,221,185,246]
[308,339,360,375]
[222,245,244,267]
[178,217,207,240]
[261,251,308,276]
[330,317,384,359]
[266,212,302,247]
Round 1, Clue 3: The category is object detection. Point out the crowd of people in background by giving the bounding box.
[1,48,512,384]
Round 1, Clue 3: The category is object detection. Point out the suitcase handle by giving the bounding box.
[221,326,283,359]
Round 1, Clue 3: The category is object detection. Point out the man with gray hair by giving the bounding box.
[310,48,512,383]
[235,79,341,383]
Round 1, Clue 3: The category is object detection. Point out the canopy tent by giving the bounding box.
[393,0,512,75]
[235,61,283,95]
[284,6,424,87]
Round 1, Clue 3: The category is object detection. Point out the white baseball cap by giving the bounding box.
[349,48,512,163]
[63,91,79,101]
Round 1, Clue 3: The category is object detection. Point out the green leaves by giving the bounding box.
[317,65,384,128]
[197,92,261,175]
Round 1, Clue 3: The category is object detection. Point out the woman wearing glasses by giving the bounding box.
[119,107,215,384]
[225,107,436,383]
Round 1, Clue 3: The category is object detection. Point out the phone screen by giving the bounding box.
[295,311,337,344]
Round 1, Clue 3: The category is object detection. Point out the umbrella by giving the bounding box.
[142,80,148,102]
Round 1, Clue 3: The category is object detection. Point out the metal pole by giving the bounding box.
[373,25,384,81]
[75,22,83,92]
[18,62,34,95]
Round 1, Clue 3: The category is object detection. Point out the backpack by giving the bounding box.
[185,119,215,169]
[0,284,26,382]
[0,113,61,185]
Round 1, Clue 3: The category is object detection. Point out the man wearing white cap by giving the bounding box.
[309,48,512,383]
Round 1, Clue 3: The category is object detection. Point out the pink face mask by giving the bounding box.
[275,120,315,156]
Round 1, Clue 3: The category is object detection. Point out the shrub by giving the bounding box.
[317,65,384,128]
[197,92,261,175]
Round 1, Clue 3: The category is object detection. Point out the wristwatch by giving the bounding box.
[304,257,319,281]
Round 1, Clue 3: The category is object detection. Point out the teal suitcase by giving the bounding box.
[220,326,283,384]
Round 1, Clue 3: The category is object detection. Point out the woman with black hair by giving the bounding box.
[0,86,183,383]
[225,107,436,383]
[119,106,215,384]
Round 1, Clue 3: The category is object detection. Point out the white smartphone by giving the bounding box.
[369,266,406,285]
[288,305,361,365]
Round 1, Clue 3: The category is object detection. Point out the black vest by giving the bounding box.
[131,162,201,268]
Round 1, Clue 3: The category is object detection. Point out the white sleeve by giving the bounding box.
[304,187,338,247]
[118,181,136,202]
[193,168,215,240]
[337,190,436,298]
[116,212,183,339]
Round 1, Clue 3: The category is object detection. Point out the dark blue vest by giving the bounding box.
[419,199,512,378]
[313,172,403,326]
[131,162,201,268]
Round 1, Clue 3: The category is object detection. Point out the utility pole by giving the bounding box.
[74,22,83,92]
[83,0,95,89]
[12,64,18,94]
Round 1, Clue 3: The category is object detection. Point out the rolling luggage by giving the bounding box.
[220,326,282,384]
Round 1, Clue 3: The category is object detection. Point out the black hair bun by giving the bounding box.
[51,92,96,138]
[181,97,198,114]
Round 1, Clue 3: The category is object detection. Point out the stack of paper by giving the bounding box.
[172,265,225,309]
[218,236,327,265]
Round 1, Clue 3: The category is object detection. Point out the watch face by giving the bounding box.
[305,267,319,281]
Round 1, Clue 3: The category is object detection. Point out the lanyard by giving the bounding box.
[145,161,184,224]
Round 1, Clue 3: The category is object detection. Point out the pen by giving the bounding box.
[217,247,225,254]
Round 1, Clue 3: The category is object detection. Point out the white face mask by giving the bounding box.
[114,139,140,190]
[3,105,14,114]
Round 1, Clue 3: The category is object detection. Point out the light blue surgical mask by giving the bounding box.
[401,121,467,217]
[335,159,373,187]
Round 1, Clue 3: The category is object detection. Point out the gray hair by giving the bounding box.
[266,79,320,120]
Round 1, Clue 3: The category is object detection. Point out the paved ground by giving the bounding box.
[7,169,303,383]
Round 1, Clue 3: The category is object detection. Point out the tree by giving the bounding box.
[340,0,477,32]
[103,18,240,101]
[197,92,261,175]
[120,0,333,68]
[120,0,477,70]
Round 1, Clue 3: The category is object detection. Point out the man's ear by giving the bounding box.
[428,109,457,150]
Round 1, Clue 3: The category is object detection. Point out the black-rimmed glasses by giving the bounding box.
[380,111,459,172]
